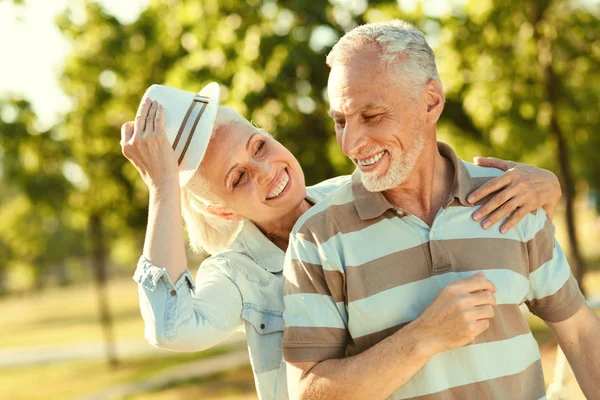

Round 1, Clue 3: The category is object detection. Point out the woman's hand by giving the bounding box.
[121,98,179,190]
[467,157,562,233]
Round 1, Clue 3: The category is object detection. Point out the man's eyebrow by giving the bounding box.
[224,132,259,188]
[328,103,381,119]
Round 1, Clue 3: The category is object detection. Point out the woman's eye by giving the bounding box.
[335,120,346,128]
[364,114,379,121]
[255,141,266,156]
[233,171,246,188]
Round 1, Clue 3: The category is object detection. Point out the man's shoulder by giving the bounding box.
[306,175,351,202]
[292,180,355,237]
[461,159,504,181]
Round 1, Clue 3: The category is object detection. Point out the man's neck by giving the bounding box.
[383,141,454,227]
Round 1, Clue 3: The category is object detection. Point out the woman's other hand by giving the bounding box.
[121,98,179,190]
[467,157,562,233]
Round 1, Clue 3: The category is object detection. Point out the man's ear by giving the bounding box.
[424,80,445,124]
[205,204,244,222]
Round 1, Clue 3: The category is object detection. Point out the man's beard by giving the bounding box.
[359,126,426,193]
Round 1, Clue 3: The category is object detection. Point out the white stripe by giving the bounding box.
[321,219,427,268]
[349,270,529,338]
[463,161,504,178]
[527,241,571,301]
[283,293,346,329]
[434,206,527,242]
[288,236,332,268]
[392,333,541,398]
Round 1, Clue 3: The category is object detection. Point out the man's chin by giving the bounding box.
[360,171,406,193]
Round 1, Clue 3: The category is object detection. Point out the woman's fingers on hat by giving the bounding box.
[155,104,166,133]
[146,101,159,132]
[134,99,151,133]
[120,121,134,144]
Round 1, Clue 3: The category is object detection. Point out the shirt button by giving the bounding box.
[170,289,177,296]
[260,323,265,330]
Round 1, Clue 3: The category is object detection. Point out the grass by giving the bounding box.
[123,365,258,400]
[0,277,144,349]
[0,345,234,400]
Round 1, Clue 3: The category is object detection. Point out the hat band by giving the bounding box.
[172,95,210,165]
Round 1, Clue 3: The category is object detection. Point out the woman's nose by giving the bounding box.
[254,161,276,186]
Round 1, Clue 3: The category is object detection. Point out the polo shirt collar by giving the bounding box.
[439,141,475,207]
[351,141,475,221]
[233,219,285,273]
[351,169,396,220]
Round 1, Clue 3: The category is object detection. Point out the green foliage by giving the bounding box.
[438,0,599,189]
[1,0,598,291]
[0,99,83,290]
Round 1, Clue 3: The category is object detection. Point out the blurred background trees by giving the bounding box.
[0,0,598,369]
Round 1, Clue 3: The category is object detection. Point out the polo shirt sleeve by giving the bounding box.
[282,226,349,363]
[524,211,585,322]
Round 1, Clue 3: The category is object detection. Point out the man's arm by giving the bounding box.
[547,304,600,399]
[285,271,497,400]
[521,210,594,397]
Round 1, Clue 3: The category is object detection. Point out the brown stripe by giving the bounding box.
[344,238,529,303]
[284,260,345,304]
[345,245,431,304]
[178,100,208,165]
[470,304,531,345]
[297,201,397,246]
[351,304,530,353]
[283,326,349,347]
[527,216,555,273]
[282,345,346,362]
[172,98,198,151]
[403,359,546,400]
[527,274,585,322]
[283,326,347,362]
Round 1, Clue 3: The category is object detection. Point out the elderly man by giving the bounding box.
[282,20,600,399]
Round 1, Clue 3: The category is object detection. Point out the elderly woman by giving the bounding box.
[121,83,561,400]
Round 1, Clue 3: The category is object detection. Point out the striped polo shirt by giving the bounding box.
[282,142,584,399]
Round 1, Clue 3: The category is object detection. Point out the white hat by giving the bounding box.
[140,82,220,187]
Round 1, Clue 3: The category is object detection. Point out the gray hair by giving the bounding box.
[180,106,244,255]
[326,20,442,96]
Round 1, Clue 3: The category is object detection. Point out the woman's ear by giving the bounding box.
[205,204,244,222]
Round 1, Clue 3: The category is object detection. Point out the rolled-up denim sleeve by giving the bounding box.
[134,255,243,352]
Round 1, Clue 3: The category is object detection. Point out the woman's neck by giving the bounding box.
[256,199,313,251]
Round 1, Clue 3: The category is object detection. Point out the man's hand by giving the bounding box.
[413,272,497,356]
[467,157,561,233]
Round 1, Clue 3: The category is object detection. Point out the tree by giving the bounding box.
[0,98,82,292]
[435,0,599,288]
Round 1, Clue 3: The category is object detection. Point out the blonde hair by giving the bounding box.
[180,106,244,255]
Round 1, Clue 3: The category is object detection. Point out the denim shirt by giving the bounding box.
[133,175,350,400]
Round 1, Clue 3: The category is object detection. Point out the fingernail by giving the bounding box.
[482,221,490,229]
[500,226,507,234]
[468,195,475,203]
[144,97,150,103]
[473,211,481,221]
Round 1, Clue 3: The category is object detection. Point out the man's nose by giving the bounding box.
[340,121,367,157]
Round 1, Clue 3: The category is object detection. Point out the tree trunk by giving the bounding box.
[550,100,586,293]
[88,213,119,367]
[535,20,586,293]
